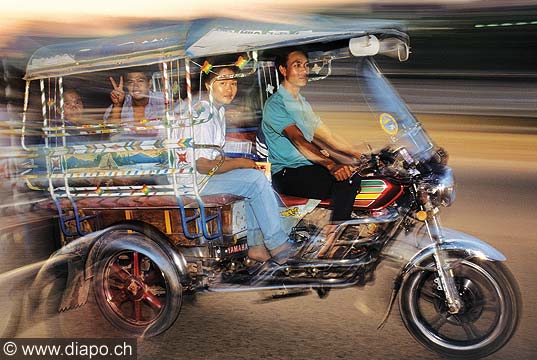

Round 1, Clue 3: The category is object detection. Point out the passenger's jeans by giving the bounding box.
[201,168,288,251]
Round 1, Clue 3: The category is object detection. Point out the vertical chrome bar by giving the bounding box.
[21,80,31,150]
[40,79,48,148]
[425,214,462,314]
[257,63,263,105]
[161,61,173,197]
[58,77,70,196]
[40,79,55,201]
[58,77,66,147]
[162,61,171,125]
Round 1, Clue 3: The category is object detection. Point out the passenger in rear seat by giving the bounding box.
[104,68,165,124]
[103,68,167,184]
[50,89,87,146]
[190,62,298,264]
[262,49,363,222]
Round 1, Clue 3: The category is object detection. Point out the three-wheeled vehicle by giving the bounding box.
[21,17,520,358]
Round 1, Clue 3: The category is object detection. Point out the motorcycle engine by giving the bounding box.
[290,207,386,260]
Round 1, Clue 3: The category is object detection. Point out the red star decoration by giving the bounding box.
[51,157,61,170]
[176,151,188,164]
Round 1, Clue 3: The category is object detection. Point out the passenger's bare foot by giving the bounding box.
[269,241,293,257]
[268,240,302,265]
[248,245,271,262]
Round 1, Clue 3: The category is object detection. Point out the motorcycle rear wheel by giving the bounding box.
[92,228,183,337]
[399,259,521,359]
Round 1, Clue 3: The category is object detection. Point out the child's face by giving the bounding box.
[64,91,83,121]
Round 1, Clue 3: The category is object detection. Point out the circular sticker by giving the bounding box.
[379,113,398,136]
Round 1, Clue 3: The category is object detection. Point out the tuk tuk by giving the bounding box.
[21,16,520,358]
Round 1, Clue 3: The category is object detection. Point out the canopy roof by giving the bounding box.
[25,16,406,80]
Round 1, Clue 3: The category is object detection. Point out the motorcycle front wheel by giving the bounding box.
[399,259,521,359]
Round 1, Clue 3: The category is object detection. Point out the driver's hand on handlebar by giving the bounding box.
[328,164,357,181]
[351,153,374,174]
[358,153,372,165]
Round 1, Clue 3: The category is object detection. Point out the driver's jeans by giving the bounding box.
[272,165,361,222]
[201,168,288,251]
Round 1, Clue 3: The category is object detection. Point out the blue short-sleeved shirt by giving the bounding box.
[262,86,322,174]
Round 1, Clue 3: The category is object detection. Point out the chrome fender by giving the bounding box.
[401,228,506,278]
[85,221,190,283]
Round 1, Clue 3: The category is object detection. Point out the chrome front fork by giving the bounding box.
[424,214,463,314]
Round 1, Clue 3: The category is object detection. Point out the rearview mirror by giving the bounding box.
[349,35,380,57]
[379,38,409,62]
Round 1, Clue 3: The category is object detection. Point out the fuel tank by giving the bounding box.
[353,177,405,210]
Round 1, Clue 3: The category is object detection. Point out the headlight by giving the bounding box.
[436,172,456,207]
[419,166,456,207]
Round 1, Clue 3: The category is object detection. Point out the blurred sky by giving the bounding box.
[1,0,536,72]
[1,0,356,40]
[1,0,473,24]
[2,0,536,45]
[0,0,517,49]
[1,0,339,52]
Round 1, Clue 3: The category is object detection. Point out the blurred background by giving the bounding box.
[0,1,535,359]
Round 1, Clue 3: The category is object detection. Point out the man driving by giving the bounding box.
[262,48,363,222]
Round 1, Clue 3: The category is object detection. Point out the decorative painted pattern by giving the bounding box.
[354,179,389,207]
[38,138,193,156]
[28,167,193,179]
